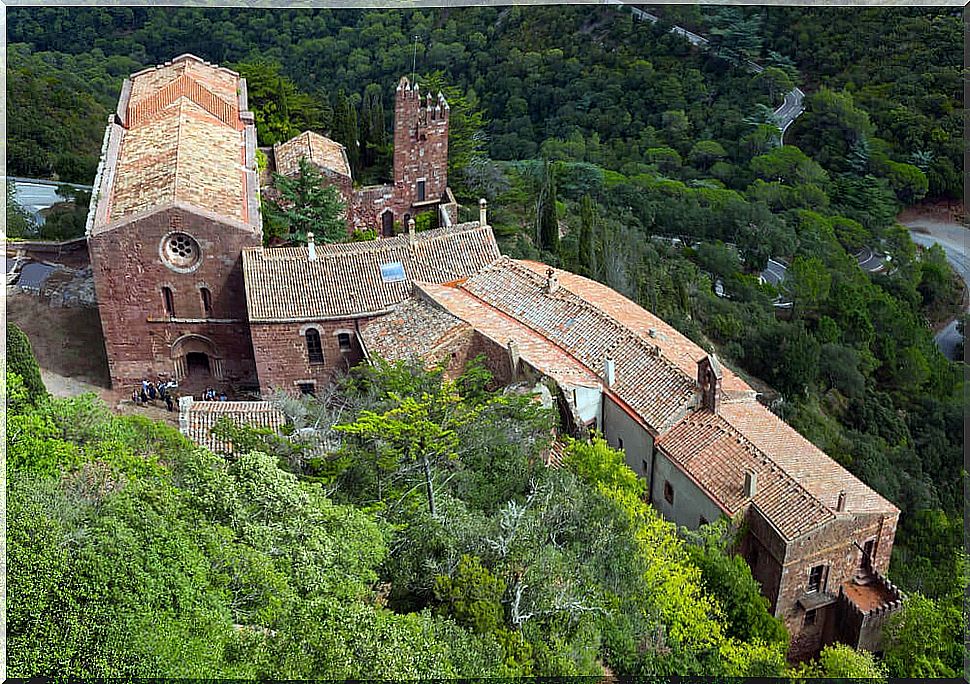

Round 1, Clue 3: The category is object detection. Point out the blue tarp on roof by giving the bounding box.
[16,261,59,292]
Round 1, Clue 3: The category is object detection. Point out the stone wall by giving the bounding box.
[774,512,899,661]
[89,205,260,390]
[250,317,367,394]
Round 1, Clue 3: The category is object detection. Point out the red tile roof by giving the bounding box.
[90,54,258,234]
[274,131,351,179]
[180,400,286,454]
[388,257,897,539]
[458,257,697,432]
[241,222,501,322]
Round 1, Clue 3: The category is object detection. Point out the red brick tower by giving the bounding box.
[393,77,450,219]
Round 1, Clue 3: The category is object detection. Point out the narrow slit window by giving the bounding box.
[200,287,212,316]
[162,286,175,316]
[417,180,426,202]
[663,480,674,505]
[305,329,324,364]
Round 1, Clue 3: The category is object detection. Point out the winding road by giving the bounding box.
[902,217,969,360]
[609,2,805,138]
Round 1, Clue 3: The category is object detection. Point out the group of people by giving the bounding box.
[132,378,179,412]
[131,380,231,411]
[203,387,229,402]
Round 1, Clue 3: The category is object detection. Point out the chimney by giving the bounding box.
[479,197,488,226]
[836,490,847,512]
[307,232,317,261]
[544,268,560,295]
[603,356,616,388]
[744,470,758,498]
[407,217,416,246]
[508,339,520,378]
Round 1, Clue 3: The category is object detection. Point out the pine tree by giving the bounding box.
[265,157,348,244]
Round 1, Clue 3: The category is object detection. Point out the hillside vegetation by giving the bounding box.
[6,6,965,678]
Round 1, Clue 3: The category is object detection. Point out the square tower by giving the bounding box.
[393,77,450,215]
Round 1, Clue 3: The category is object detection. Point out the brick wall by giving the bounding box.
[89,206,260,390]
[250,318,368,394]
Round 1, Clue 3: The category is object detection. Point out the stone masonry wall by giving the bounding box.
[250,318,368,394]
[89,206,260,390]
[776,512,899,660]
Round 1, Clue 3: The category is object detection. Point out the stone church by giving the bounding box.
[88,55,903,661]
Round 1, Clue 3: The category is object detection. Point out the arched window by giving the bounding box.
[162,286,175,316]
[305,328,324,364]
[200,287,212,316]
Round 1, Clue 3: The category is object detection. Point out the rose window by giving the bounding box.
[161,232,201,271]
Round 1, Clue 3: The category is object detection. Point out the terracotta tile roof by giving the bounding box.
[242,222,501,322]
[359,294,471,361]
[414,282,603,391]
[274,131,351,178]
[515,260,753,397]
[128,54,239,108]
[716,401,898,517]
[657,405,897,541]
[92,55,256,233]
[180,400,286,454]
[458,258,696,431]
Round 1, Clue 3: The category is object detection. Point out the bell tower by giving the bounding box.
[393,76,450,214]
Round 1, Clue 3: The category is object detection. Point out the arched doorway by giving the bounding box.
[186,351,211,376]
[171,334,224,383]
[381,210,394,237]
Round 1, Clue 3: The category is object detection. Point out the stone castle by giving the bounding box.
[87,54,903,661]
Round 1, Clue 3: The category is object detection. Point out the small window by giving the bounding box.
[297,382,316,396]
[663,480,674,505]
[804,609,817,627]
[641,459,649,474]
[808,564,826,593]
[305,329,324,365]
[699,516,708,527]
[162,286,175,316]
[200,287,212,316]
[617,437,624,450]
[337,332,352,352]
[417,180,426,202]
[380,262,406,283]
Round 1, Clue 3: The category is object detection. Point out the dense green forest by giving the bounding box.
[6,5,965,678]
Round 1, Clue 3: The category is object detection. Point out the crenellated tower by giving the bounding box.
[393,76,450,217]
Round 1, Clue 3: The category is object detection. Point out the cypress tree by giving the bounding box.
[7,323,47,403]
[578,194,597,276]
[538,161,560,254]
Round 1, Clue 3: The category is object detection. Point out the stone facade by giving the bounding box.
[89,206,260,391]
[250,318,368,394]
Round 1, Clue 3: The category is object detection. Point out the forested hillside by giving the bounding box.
[7,6,965,678]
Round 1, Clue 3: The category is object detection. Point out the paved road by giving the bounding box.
[609,2,804,141]
[904,218,970,360]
